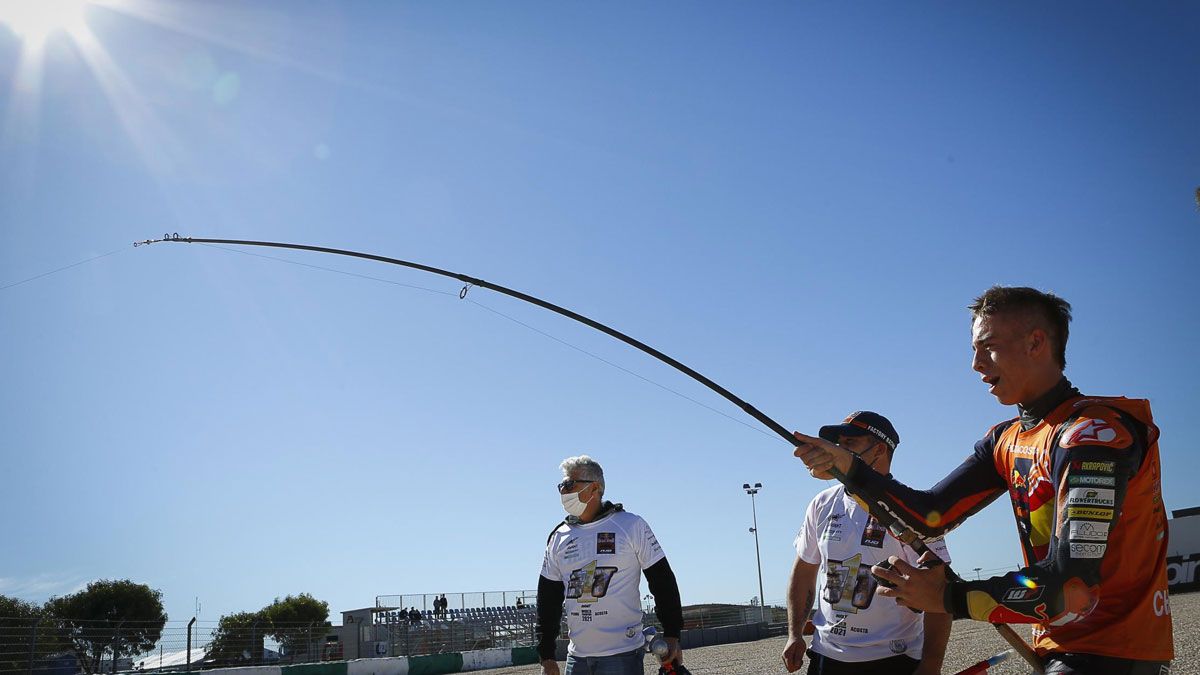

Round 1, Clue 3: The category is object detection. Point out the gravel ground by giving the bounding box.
[485,592,1196,674]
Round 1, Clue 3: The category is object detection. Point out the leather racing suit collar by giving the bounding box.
[1018,377,1079,431]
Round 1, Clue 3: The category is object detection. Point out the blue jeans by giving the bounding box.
[565,647,645,675]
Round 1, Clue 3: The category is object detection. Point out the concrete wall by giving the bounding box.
[556,622,768,659]
[199,646,538,675]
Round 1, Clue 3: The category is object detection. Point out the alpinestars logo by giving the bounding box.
[1062,419,1128,449]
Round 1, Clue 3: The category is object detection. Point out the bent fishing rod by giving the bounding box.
[137,234,1043,671]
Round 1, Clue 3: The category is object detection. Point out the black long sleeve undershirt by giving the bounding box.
[535,574,565,660]
[644,558,683,638]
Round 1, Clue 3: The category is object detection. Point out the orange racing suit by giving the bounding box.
[841,379,1172,663]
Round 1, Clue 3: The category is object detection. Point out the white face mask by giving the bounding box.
[561,488,589,517]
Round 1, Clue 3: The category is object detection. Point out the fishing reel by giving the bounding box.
[642,627,691,675]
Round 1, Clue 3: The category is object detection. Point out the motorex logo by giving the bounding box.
[1069,475,1116,487]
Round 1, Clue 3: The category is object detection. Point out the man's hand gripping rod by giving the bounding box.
[136,235,1044,673]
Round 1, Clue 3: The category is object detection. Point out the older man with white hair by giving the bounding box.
[536,455,684,675]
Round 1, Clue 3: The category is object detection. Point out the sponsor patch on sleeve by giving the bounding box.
[1069,542,1107,559]
[1066,488,1115,508]
[1067,506,1114,520]
[1060,411,1133,449]
[1068,474,1116,487]
[1070,459,1116,474]
[1068,520,1110,541]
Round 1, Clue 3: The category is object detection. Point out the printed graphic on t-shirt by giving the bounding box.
[565,560,618,603]
[562,537,581,563]
[822,553,878,613]
[821,513,845,543]
[860,516,886,548]
[597,532,616,554]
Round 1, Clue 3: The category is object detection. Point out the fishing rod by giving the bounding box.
[135,234,1043,672]
[953,649,1014,675]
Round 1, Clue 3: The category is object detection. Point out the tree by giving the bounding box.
[261,594,330,658]
[1,595,49,674]
[1,597,71,673]
[206,611,264,666]
[206,594,330,666]
[44,580,167,675]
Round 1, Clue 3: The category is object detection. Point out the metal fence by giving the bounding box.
[374,591,535,613]
[0,618,334,675]
[370,603,784,659]
[2,601,781,674]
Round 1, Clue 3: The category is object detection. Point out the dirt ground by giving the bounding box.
[486,591,1195,674]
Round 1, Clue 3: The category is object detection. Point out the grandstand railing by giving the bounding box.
[372,605,537,657]
[374,591,535,613]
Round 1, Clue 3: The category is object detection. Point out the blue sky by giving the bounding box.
[1,1,1198,628]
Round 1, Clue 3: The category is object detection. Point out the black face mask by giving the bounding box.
[853,442,886,470]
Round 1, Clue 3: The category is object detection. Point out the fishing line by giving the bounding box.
[466,299,776,441]
[192,240,774,441]
[0,247,126,292]
[195,243,456,297]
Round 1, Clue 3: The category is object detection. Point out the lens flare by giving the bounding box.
[0,0,91,42]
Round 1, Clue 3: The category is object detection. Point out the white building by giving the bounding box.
[1168,507,1200,593]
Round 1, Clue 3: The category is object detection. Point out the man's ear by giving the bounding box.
[1027,327,1047,358]
[868,441,890,468]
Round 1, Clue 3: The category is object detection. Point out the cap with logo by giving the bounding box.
[819,411,900,453]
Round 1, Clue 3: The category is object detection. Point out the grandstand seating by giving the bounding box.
[374,605,539,657]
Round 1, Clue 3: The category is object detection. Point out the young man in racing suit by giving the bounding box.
[794,286,1173,674]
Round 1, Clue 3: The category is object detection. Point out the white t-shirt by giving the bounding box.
[540,508,666,657]
[795,485,951,663]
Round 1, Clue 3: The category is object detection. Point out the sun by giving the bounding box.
[0,0,92,42]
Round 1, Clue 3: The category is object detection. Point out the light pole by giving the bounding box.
[742,482,767,623]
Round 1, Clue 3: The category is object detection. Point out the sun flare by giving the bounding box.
[0,0,91,42]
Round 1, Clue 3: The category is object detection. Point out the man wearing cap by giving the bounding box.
[782,412,951,675]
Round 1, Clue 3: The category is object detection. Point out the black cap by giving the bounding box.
[819,411,899,453]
